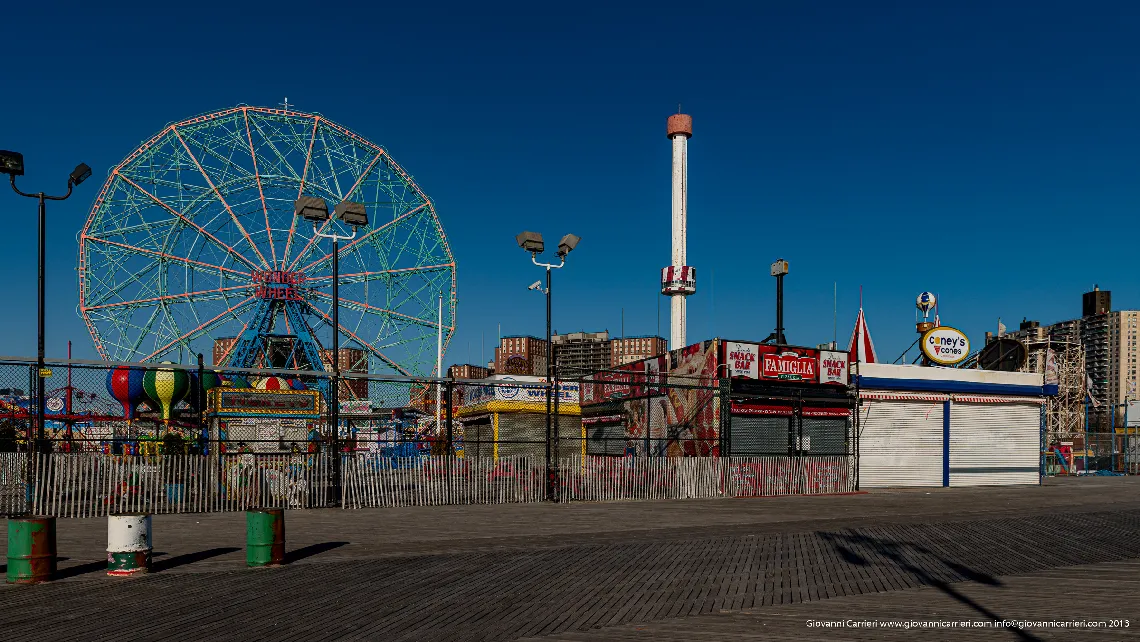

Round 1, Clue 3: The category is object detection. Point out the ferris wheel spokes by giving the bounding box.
[170,126,272,270]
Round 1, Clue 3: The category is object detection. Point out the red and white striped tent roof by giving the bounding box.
[254,376,291,391]
[847,307,878,363]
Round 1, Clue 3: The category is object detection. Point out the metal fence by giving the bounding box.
[0,356,861,516]
[1050,432,1140,475]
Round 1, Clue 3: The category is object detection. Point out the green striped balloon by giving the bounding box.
[143,364,190,421]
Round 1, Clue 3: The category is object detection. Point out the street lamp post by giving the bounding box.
[1,152,91,451]
[762,258,789,346]
[517,231,580,501]
[294,196,368,505]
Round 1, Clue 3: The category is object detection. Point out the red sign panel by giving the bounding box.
[759,348,818,382]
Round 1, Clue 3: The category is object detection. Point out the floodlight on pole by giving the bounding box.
[69,163,92,187]
[294,195,330,222]
[0,151,25,177]
[762,258,790,345]
[292,196,369,507]
[516,231,544,254]
[5,152,91,453]
[557,234,580,258]
[334,200,368,227]
[516,230,580,501]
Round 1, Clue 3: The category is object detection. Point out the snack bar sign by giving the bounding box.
[724,341,759,378]
[819,350,849,385]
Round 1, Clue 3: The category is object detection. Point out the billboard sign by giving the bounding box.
[463,377,580,406]
[724,341,760,379]
[760,348,817,382]
[921,326,970,366]
[212,389,321,418]
[818,350,849,385]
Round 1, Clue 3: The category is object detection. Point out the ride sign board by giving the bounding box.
[210,388,321,418]
[921,326,970,365]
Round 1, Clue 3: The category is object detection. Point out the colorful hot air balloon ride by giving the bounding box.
[106,366,145,421]
[143,364,190,423]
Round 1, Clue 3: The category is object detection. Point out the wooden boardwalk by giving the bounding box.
[2,477,1140,640]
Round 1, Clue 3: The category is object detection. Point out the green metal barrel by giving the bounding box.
[246,508,285,567]
[7,516,57,584]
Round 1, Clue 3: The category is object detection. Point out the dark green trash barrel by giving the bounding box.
[7,516,57,584]
[246,508,285,567]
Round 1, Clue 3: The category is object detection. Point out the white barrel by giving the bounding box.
[107,513,152,576]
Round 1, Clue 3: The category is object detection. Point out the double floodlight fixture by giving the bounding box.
[294,196,368,227]
[516,231,544,254]
[517,231,582,258]
[0,151,25,177]
[557,233,580,258]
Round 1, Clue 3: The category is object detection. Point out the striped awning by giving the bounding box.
[951,394,1046,404]
[861,391,950,402]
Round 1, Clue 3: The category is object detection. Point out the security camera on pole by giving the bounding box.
[516,231,580,501]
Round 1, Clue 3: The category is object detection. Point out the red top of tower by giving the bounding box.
[667,113,692,138]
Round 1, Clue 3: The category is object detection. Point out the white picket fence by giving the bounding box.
[18,452,332,518]
[342,455,544,508]
[1,452,26,515]
[4,453,856,516]
[558,455,856,503]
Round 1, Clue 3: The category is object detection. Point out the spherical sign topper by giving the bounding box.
[916,291,936,316]
[921,326,970,365]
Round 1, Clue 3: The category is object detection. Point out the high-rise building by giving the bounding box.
[493,336,548,377]
[1016,288,1137,428]
[1108,311,1140,414]
[610,335,668,367]
[551,331,611,378]
[1084,287,1111,317]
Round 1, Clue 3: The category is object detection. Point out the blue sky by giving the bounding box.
[1,1,1138,369]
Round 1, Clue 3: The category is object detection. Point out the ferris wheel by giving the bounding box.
[78,106,456,377]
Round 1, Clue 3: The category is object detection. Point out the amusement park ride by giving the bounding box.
[77,106,456,381]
